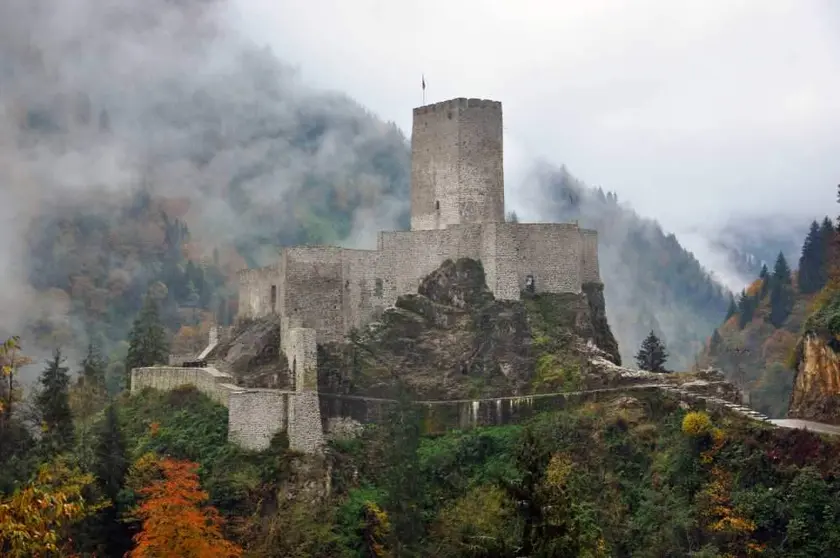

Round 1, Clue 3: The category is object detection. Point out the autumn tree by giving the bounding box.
[128,457,242,557]
[35,348,75,456]
[125,294,170,388]
[635,331,669,372]
[0,458,103,557]
[0,337,35,494]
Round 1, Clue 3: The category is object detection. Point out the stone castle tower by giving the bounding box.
[237,97,600,353]
[410,98,505,230]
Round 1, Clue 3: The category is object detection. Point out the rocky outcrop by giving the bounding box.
[206,315,289,388]
[318,258,626,400]
[788,333,840,424]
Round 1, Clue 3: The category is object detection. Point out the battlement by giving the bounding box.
[413,97,502,115]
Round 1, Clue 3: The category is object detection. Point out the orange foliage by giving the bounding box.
[745,279,763,298]
[129,458,242,558]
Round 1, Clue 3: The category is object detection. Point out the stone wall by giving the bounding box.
[410,98,504,231]
[131,366,240,407]
[283,327,318,391]
[580,228,600,283]
[487,222,584,300]
[228,389,290,450]
[237,266,280,320]
[377,225,483,301]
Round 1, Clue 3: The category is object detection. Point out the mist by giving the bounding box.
[0,0,409,369]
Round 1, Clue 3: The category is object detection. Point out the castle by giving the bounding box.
[133,97,604,454]
[237,97,600,350]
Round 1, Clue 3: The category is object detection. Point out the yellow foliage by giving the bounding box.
[361,501,390,558]
[545,453,574,490]
[698,466,761,555]
[682,411,712,437]
[432,484,519,557]
[0,459,105,557]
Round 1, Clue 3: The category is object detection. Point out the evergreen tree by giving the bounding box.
[35,349,75,455]
[769,252,795,327]
[724,295,737,321]
[125,294,169,388]
[819,216,835,287]
[80,343,108,395]
[798,221,823,293]
[759,263,770,298]
[92,403,128,503]
[737,290,756,329]
[772,251,792,285]
[635,331,669,372]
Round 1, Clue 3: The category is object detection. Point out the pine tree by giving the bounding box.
[85,402,132,557]
[635,331,669,372]
[769,252,794,327]
[737,290,756,329]
[798,221,823,293]
[772,251,792,285]
[93,403,127,503]
[80,344,108,397]
[759,264,770,298]
[35,349,75,455]
[819,216,835,288]
[125,295,170,389]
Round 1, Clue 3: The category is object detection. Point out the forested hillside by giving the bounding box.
[699,216,837,417]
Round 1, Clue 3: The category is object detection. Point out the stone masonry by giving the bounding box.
[237,97,601,346]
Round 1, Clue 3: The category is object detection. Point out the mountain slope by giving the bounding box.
[698,216,836,418]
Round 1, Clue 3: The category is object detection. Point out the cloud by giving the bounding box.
[233,0,840,258]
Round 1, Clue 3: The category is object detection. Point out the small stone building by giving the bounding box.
[237,97,600,345]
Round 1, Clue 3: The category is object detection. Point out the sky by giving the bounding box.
[229,0,840,243]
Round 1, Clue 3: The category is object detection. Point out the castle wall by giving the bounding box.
[282,247,345,344]
[340,249,387,333]
[236,266,281,320]
[228,389,290,451]
[580,228,600,283]
[483,223,584,300]
[410,98,504,231]
[284,327,318,391]
[378,225,483,299]
[130,366,239,407]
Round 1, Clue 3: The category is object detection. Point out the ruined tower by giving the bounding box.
[410,98,505,231]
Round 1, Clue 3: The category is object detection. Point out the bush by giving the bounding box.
[682,411,712,437]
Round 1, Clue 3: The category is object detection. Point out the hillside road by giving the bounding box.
[769,419,840,436]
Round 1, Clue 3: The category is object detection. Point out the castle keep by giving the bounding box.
[238,97,601,346]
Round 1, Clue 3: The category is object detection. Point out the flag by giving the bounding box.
[422,74,426,90]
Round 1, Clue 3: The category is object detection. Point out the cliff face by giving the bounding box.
[788,333,840,423]
[318,258,624,400]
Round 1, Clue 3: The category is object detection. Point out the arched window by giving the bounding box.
[435,200,440,210]
[525,275,535,293]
